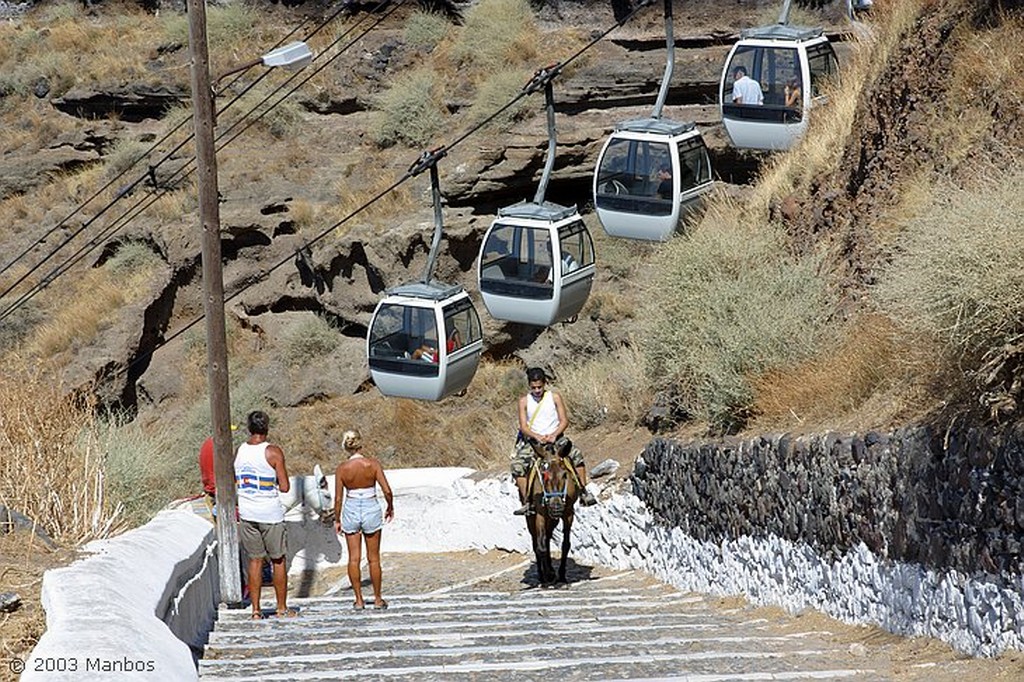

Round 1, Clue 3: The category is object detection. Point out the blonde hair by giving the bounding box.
[342,429,362,453]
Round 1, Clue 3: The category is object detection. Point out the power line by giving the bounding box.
[0,16,318,288]
[0,0,400,322]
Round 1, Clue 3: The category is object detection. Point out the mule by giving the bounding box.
[525,439,577,585]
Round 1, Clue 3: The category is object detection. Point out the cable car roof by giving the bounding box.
[497,201,579,223]
[614,118,696,137]
[739,24,824,41]
[385,280,465,301]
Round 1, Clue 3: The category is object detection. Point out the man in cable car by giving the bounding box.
[655,164,673,199]
[511,367,597,515]
[731,65,764,106]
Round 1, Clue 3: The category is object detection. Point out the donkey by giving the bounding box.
[524,439,578,585]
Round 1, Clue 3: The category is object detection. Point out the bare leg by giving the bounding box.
[270,556,288,614]
[345,532,365,608]
[516,476,528,503]
[247,558,264,617]
[364,530,385,607]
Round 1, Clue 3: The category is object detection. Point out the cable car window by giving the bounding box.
[595,139,674,217]
[762,48,800,106]
[443,298,482,350]
[557,220,594,271]
[368,304,439,362]
[725,45,761,105]
[806,44,838,98]
[480,224,552,284]
[677,138,711,190]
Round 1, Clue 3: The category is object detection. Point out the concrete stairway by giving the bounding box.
[199,566,885,681]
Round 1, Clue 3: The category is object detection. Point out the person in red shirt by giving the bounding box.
[199,424,238,499]
[199,436,217,498]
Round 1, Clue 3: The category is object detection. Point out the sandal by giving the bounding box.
[373,600,388,610]
[276,608,299,618]
[353,602,365,610]
[250,611,263,620]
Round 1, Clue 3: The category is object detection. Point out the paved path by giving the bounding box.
[199,551,1024,681]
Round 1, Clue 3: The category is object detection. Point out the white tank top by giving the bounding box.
[525,390,559,437]
[234,441,284,523]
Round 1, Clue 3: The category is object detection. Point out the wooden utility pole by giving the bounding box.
[187,0,241,605]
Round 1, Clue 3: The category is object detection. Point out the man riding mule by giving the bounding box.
[512,367,597,516]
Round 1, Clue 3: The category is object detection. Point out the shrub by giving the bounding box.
[405,10,450,50]
[371,67,446,148]
[873,170,1024,368]
[558,345,653,429]
[637,217,832,432]
[103,138,152,181]
[465,68,533,131]
[284,314,341,366]
[105,240,162,276]
[450,0,538,72]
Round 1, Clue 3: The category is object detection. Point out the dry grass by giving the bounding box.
[0,363,126,544]
[329,158,417,231]
[927,11,1024,168]
[872,168,1024,366]
[557,345,653,429]
[750,313,942,431]
[23,245,160,360]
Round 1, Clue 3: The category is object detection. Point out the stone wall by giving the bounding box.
[570,425,1024,656]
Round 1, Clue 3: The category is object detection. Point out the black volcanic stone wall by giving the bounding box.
[631,425,1024,575]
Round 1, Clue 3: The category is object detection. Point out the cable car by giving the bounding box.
[367,282,483,401]
[477,63,596,326]
[366,149,483,400]
[593,119,712,241]
[478,202,595,326]
[592,0,714,241]
[719,1,839,150]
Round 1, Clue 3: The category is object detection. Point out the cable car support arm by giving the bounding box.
[406,147,449,285]
[522,64,564,206]
[651,0,675,120]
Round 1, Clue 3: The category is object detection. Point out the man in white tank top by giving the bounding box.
[234,410,295,619]
[511,367,597,515]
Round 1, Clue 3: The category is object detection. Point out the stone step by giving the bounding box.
[200,564,885,681]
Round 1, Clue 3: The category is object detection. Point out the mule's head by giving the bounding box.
[532,441,570,517]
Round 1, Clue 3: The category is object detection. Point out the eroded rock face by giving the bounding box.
[1,2,856,413]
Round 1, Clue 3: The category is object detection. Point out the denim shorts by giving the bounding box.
[341,497,383,535]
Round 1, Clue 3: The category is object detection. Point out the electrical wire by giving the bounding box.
[0,15,316,287]
[0,0,399,322]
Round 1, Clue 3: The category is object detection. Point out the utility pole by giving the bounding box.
[187,0,241,605]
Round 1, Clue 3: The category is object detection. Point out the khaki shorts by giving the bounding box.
[239,519,287,560]
[510,436,585,478]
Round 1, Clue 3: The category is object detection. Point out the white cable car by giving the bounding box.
[719,0,839,151]
[478,64,596,326]
[366,152,483,400]
[592,0,713,241]
[593,119,712,241]
[479,202,595,326]
[367,282,482,401]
